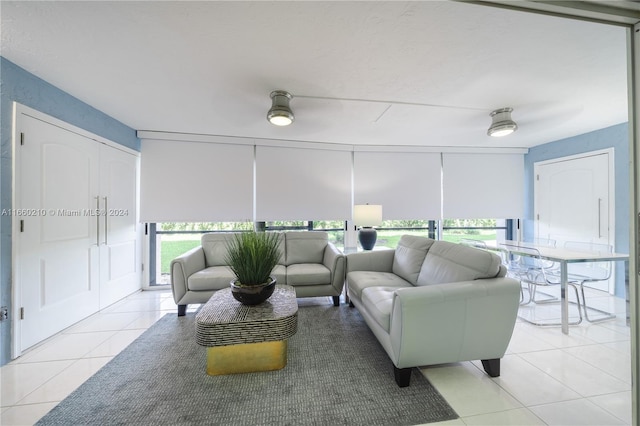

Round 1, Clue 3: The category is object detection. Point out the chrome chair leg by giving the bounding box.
[579,284,616,323]
[530,285,558,304]
[518,283,583,326]
[562,242,616,323]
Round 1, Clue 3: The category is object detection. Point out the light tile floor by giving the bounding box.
[0,286,633,425]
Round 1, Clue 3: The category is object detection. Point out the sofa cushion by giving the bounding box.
[361,287,396,332]
[285,232,328,265]
[201,233,235,267]
[202,232,286,268]
[416,240,502,286]
[286,263,330,286]
[392,235,435,285]
[188,266,236,291]
[347,271,412,301]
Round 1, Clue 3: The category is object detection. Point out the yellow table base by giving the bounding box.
[206,340,288,376]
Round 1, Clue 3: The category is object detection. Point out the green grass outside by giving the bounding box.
[160,239,201,274]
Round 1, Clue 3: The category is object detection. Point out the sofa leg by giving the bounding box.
[481,358,500,377]
[332,296,340,306]
[349,300,354,308]
[394,366,412,387]
[177,304,187,317]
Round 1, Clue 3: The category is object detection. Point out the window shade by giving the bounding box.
[255,146,352,221]
[140,139,253,222]
[354,151,442,220]
[442,153,524,219]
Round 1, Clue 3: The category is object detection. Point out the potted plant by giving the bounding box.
[225,231,281,305]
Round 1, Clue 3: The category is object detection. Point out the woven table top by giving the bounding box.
[195,284,298,347]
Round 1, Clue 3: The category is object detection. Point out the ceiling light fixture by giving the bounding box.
[267,90,294,126]
[487,107,517,137]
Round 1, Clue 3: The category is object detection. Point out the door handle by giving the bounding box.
[95,196,100,246]
[597,198,602,238]
[103,197,108,245]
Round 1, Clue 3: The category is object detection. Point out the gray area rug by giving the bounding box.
[37,298,458,425]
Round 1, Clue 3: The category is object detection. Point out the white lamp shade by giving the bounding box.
[354,204,382,227]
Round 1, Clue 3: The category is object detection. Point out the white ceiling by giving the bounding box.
[0,1,633,150]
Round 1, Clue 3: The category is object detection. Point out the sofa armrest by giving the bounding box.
[170,246,206,304]
[389,277,520,368]
[346,249,395,274]
[323,242,346,293]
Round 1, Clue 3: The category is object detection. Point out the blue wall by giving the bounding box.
[523,123,630,297]
[0,57,140,365]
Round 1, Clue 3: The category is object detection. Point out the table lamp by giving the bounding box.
[354,204,382,250]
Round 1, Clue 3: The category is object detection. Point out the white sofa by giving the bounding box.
[346,235,520,387]
[171,231,345,315]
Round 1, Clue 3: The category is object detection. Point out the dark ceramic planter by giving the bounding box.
[230,277,276,305]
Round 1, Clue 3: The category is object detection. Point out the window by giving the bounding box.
[149,220,345,285]
[441,219,511,245]
[369,219,512,249]
[262,221,345,249]
[149,222,253,285]
[374,220,434,249]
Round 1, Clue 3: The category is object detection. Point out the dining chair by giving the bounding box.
[503,241,558,305]
[460,239,511,276]
[532,238,558,268]
[503,243,583,326]
[560,241,616,323]
[504,252,531,306]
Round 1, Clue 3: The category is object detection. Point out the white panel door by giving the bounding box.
[535,151,613,291]
[16,114,101,350]
[99,144,141,309]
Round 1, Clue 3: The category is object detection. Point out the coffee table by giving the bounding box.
[195,284,298,375]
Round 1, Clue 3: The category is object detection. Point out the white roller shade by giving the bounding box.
[354,151,442,220]
[140,139,254,222]
[256,146,351,221]
[442,153,524,219]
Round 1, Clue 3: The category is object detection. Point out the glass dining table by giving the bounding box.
[486,240,629,334]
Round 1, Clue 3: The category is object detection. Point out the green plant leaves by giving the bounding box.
[224,232,281,286]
